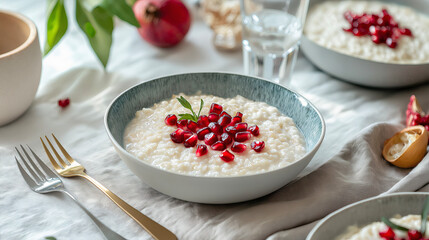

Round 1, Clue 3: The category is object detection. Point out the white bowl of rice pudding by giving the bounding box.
[302,0,429,88]
[104,73,325,204]
[307,192,429,240]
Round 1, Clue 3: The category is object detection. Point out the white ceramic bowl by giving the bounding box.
[301,0,429,88]
[104,73,325,204]
[307,192,429,240]
[0,10,42,126]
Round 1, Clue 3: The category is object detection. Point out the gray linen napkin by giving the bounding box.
[178,122,429,240]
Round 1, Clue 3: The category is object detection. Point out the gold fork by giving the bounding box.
[41,134,177,240]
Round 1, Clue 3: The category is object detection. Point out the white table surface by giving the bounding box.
[1,1,429,240]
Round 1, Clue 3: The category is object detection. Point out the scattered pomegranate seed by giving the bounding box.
[187,120,198,132]
[176,119,187,129]
[407,230,423,240]
[208,122,223,135]
[225,126,237,136]
[379,227,395,239]
[211,141,226,151]
[170,129,185,143]
[251,141,265,152]
[197,127,211,140]
[196,144,208,157]
[235,122,248,132]
[218,115,232,127]
[208,113,220,122]
[164,114,177,126]
[204,132,218,146]
[235,112,243,118]
[197,115,210,128]
[248,125,260,136]
[220,111,231,118]
[220,133,233,145]
[184,135,198,148]
[231,142,246,153]
[58,98,70,108]
[209,103,223,114]
[230,116,242,125]
[235,132,251,142]
[182,131,193,142]
[219,150,234,162]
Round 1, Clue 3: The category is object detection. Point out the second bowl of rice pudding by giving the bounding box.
[105,72,325,204]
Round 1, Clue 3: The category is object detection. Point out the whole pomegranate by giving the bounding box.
[133,0,191,47]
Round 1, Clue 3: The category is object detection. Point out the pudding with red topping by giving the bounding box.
[123,94,306,177]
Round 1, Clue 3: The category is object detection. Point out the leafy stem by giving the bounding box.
[382,217,410,232]
[176,96,204,122]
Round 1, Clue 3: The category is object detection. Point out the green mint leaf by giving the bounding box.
[178,113,195,121]
[75,0,113,68]
[198,99,204,118]
[44,0,68,56]
[45,237,57,240]
[100,0,140,27]
[382,217,409,232]
[421,197,429,235]
[177,97,192,111]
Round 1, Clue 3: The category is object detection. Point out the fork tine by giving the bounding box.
[15,147,43,182]
[28,145,58,179]
[40,137,63,171]
[20,145,47,181]
[44,136,69,167]
[15,157,38,187]
[52,134,75,164]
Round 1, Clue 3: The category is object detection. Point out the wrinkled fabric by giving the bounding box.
[1,1,429,240]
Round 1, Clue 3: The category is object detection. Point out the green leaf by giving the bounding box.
[178,113,196,121]
[45,237,57,240]
[100,0,140,27]
[382,217,410,232]
[177,97,193,111]
[198,99,204,118]
[44,0,68,56]
[75,0,113,68]
[421,197,429,235]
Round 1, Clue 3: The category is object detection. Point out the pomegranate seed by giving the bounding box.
[204,132,218,146]
[408,230,422,240]
[235,132,251,142]
[208,122,223,135]
[176,119,187,129]
[197,115,210,128]
[379,227,395,239]
[248,125,260,136]
[235,112,243,118]
[184,135,198,148]
[220,111,231,118]
[219,150,234,162]
[218,115,232,127]
[251,141,265,152]
[58,98,70,108]
[220,133,233,145]
[230,116,242,125]
[400,28,412,36]
[187,120,198,132]
[209,103,223,114]
[196,144,208,157]
[231,142,246,153]
[211,141,226,151]
[197,127,211,140]
[208,113,220,122]
[225,126,237,136]
[170,129,185,143]
[235,122,248,132]
[164,114,177,126]
[182,131,193,141]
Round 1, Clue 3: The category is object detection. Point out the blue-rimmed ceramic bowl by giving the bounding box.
[104,72,325,204]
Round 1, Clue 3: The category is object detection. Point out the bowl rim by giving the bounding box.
[104,72,326,179]
[306,192,429,239]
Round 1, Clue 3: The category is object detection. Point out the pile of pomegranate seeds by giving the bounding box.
[343,9,413,48]
[58,98,70,108]
[379,227,429,240]
[165,102,265,162]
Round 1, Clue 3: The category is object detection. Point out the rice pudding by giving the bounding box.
[124,94,306,177]
[336,215,429,240]
[304,1,429,64]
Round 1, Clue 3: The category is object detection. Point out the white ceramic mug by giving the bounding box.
[0,10,42,126]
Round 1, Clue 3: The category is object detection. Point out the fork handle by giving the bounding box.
[79,173,177,240]
[61,190,127,240]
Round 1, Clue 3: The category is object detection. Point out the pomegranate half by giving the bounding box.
[133,0,191,47]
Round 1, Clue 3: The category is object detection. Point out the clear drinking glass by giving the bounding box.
[240,0,309,86]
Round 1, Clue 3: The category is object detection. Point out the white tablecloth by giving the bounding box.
[1,1,429,240]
